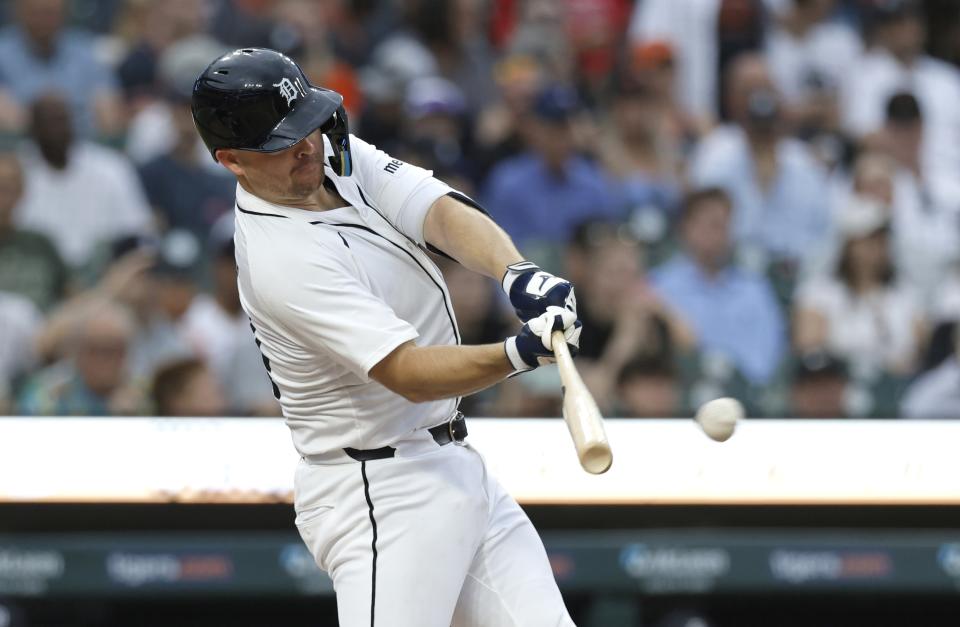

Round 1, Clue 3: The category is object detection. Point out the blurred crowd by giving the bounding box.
[0,0,958,419]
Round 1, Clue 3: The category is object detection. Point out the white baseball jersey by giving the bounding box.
[234,135,461,456]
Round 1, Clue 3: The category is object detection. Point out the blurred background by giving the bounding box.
[0,0,959,625]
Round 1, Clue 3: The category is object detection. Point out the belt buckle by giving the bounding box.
[448,412,465,446]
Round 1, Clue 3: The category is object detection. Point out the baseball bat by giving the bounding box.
[551,330,613,474]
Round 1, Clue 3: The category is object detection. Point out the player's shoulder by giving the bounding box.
[336,133,420,184]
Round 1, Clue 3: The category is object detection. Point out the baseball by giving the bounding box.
[695,397,743,442]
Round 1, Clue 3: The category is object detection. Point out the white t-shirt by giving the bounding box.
[179,294,251,379]
[841,50,960,180]
[796,276,922,372]
[234,135,459,456]
[15,142,154,267]
[766,21,862,104]
[0,291,41,392]
[629,0,782,121]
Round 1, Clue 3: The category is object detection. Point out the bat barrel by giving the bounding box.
[552,330,614,474]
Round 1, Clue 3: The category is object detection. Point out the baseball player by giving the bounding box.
[192,49,581,627]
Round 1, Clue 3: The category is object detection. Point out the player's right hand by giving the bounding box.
[504,306,581,374]
[501,261,577,322]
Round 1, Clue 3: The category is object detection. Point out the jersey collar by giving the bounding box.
[235,182,350,221]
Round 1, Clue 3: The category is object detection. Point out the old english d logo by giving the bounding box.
[274,77,306,107]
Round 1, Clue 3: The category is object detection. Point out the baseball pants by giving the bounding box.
[294,432,576,627]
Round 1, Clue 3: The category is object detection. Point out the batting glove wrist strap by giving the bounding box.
[503,336,533,375]
[501,261,540,295]
[502,262,578,323]
[505,306,582,376]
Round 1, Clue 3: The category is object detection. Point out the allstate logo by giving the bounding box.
[937,544,960,578]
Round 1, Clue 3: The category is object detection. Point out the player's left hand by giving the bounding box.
[502,261,577,322]
[504,306,582,374]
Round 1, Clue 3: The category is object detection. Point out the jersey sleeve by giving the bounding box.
[348,135,453,245]
[265,244,419,381]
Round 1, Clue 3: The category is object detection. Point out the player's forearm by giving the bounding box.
[423,195,523,280]
[370,341,513,403]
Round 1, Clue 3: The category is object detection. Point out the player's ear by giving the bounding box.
[217,149,245,177]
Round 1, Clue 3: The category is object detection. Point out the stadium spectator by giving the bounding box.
[473,52,545,182]
[651,188,786,385]
[629,0,766,127]
[902,329,960,419]
[863,91,960,211]
[151,357,228,417]
[179,228,244,376]
[179,221,277,415]
[845,139,960,308]
[394,76,473,180]
[689,53,831,271]
[764,0,863,115]
[600,53,684,233]
[0,291,42,413]
[0,0,123,138]
[17,299,145,416]
[789,351,850,418]
[15,93,154,270]
[369,0,496,115]
[566,221,693,410]
[136,42,235,246]
[208,0,276,49]
[125,35,230,167]
[794,196,926,377]
[483,84,619,252]
[34,235,194,379]
[115,0,209,104]
[616,352,682,418]
[0,152,67,311]
[841,0,960,179]
[765,0,861,137]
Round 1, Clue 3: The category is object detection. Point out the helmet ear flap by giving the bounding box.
[324,106,353,177]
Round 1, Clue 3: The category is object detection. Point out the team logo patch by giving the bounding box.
[274,77,307,107]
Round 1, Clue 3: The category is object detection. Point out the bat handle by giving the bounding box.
[551,329,571,361]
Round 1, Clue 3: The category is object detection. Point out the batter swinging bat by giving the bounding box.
[551,330,613,474]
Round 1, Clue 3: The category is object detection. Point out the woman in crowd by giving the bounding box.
[793,196,926,377]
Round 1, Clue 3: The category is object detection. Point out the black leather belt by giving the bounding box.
[343,414,468,462]
[428,412,468,446]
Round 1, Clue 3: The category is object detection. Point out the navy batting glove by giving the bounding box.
[502,261,577,322]
[504,306,582,374]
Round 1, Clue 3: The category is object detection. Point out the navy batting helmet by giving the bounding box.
[191,48,352,176]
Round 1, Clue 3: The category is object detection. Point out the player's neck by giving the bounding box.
[238,178,347,212]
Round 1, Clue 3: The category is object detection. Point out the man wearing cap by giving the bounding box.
[482,83,619,251]
[191,48,580,626]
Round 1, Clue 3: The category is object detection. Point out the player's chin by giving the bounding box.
[290,164,323,192]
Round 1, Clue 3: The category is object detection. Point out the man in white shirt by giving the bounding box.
[15,92,154,269]
[192,49,581,627]
[689,54,831,269]
[841,0,960,180]
[765,0,862,132]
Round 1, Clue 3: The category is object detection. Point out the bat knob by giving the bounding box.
[581,445,613,474]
